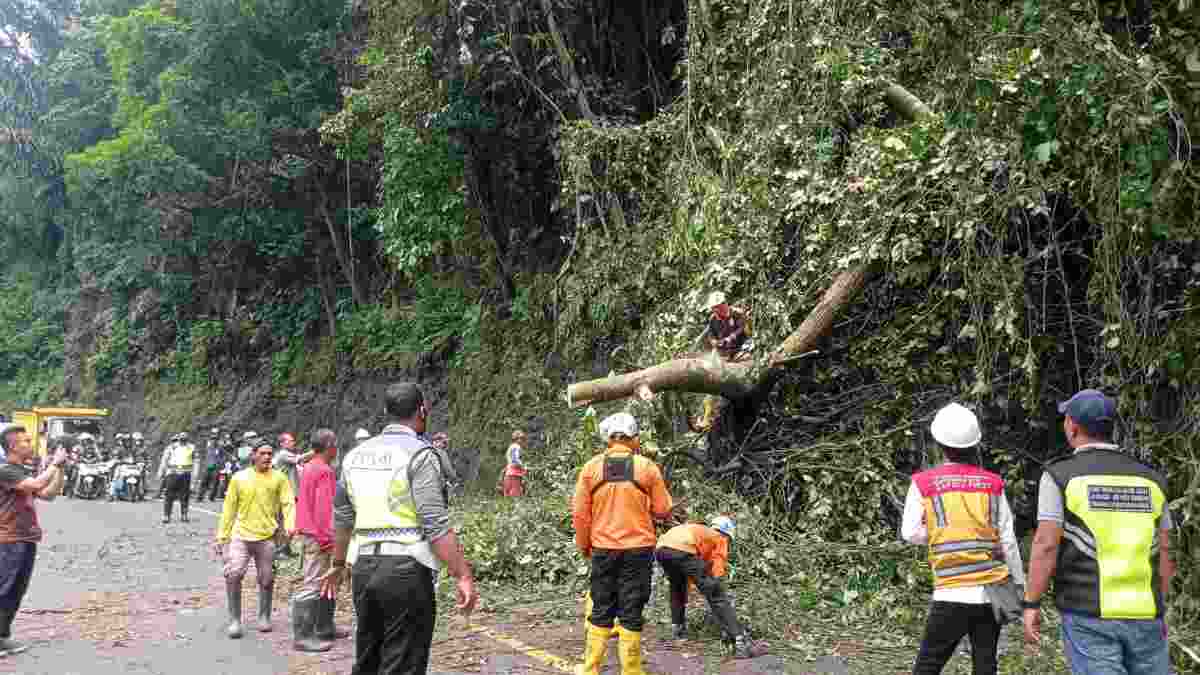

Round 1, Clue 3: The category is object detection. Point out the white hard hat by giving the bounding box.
[704,291,727,311]
[355,428,370,440]
[132,432,144,440]
[930,402,982,448]
[79,432,95,441]
[710,515,736,539]
[599,412,639,439]
[242,431,259,441]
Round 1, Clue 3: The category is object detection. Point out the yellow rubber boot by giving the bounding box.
[616,625,649,675]
[584,592,619,635]
[574,623,613,675]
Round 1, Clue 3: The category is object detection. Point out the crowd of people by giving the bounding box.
[0,298,1178,675]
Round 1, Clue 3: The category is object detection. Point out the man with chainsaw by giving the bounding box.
[693,292,753,431]
[572,412,673,675]
[901,402,1025,675]
[656,516,768,658]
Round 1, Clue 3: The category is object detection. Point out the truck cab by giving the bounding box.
[12,407,109,458]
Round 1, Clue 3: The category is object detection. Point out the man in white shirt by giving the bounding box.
[901,403,1025,675]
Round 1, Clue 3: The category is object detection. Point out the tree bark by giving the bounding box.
[315,249,338,337]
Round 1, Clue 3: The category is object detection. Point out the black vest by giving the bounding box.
[1045,448,1169,619]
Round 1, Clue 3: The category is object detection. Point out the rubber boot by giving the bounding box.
[225,580,244,639]
[315,598,350,640]
[616,625,649,675]
[0,609,27,656]
[573,623,613,675]
[733,634,768,659]
[257,586,274,632]
[180,506,189,523]
[291,599,331,653]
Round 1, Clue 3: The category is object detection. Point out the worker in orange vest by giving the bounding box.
[656,516,768,658]
[572,412,673,675]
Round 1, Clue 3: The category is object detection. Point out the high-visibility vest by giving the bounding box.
[1046,447,1169,619]
[912,464,1010,590]
[170,443,195,469]
[341,425,438,570]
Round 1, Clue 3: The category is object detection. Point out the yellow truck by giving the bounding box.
[11,407,109,458]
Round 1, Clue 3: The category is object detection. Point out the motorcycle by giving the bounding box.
[110,461,146,502]
[74,460,113,500]
[213,458,237,499]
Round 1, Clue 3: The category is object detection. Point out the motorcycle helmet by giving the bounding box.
[211,427,220,435]
[131,432,144,443]
[355,428,370,441]
[79,432,96,444]
[242,431,259,442]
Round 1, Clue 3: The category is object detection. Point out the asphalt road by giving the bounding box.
[5,494,293,675]
[2,493,831,675]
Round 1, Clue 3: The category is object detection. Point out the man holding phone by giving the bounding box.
[0,424,68,656]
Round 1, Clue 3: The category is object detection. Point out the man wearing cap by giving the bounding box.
[901,402,1025,675]
[1023,389,1174,674]
[701,292,752,361]
[573,412,674,675]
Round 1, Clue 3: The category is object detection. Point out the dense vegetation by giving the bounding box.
[2,0,1198,669]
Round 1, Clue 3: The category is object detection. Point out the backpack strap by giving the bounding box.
[591,454,648,496]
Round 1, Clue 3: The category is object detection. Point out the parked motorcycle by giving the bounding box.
[74,460,113,500]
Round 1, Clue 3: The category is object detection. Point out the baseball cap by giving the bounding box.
[1058,389,1116,434]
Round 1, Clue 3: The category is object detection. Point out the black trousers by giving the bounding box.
[0,542,37,638]
[655,547,743,637]
[197,466,219,499]
[913,601,1001,675]
[589,547,653,632]
[163,472,191,517]
[352,554,435,675]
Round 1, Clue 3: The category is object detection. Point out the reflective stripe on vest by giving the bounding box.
[912,464,1009,590]
[341,428,437,570]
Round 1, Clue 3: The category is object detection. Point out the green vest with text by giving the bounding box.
[1046,448,1169,619]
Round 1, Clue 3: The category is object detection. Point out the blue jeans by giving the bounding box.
[1061,610,1172,675]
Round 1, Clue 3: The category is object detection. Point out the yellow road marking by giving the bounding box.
[464,621,578,673]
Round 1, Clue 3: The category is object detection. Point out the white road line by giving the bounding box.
[189,505,222,517]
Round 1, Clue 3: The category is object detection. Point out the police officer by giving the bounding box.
[320,382,477,673]
[163,432,196,523]
[1024,389,1174,674]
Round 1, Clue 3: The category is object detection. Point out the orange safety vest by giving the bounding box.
[912,464,1010,590]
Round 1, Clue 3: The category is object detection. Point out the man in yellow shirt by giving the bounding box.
[213,442,295,639]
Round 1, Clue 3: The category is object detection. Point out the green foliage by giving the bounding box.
[336,278,482,370]
[458,495,581,585]
[89,317,130,384]
[271,335,306,391]
[376,119,467,273]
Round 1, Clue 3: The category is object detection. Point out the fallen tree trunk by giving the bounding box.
[566,265,870,406]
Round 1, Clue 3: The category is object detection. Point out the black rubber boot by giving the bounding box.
[292,599,331,653]
[226,580,244,639]
[315,598,350,641]
[257,586,274,633]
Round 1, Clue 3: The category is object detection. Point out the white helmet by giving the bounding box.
[704,291,727,311]
[710,515,736,539]
[930,402,982,448]
[78,432,96,442]
[242,431,259,441]
[598,412,638,440]
[355,428,370,440]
